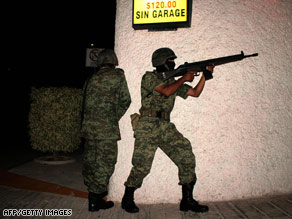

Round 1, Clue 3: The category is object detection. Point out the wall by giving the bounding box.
[110,0,292,203]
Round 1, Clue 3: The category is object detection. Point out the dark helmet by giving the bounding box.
[96,49,119,66]
[152,48,177,67]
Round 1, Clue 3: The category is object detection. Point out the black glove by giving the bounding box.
[203,70,213,81]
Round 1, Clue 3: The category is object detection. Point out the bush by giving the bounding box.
[29,87,82,153]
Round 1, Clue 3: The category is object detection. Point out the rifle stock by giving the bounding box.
[158,51,258,81]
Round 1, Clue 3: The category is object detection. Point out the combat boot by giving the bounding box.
[121,186,139,213]
[88,192,114,211]
[180,182,209,213]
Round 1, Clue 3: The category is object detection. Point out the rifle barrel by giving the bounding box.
[244,53,258,58]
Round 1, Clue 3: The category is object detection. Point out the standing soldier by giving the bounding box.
[122,48,214,213]
[81,49,131,211]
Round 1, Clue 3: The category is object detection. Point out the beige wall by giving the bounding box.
[110,0,292,203]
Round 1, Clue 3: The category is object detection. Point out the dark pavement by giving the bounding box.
[1,153,291,218]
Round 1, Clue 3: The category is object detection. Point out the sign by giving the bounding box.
[85,48,104,67]
[132,0,192,30]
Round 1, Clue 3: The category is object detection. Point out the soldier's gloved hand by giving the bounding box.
[206,64,215,73]
[204,65,215,81]
[203,70,213,80]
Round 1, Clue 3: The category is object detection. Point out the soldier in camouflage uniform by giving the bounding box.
[121,48,214,213]
[81,49,131,211]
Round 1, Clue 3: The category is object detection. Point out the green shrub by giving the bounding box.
[29,87,83,153]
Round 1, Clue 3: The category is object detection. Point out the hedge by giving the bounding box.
[29,87,83,153]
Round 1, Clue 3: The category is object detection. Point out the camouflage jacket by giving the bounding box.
[134,71,191,138]
[81,67,131,140]
[140,71,191,112]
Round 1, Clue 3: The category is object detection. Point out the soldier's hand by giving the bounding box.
[183,71,196,82]
[206,64,215,73]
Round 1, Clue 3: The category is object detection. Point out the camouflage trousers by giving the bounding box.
[125,119,197,188]
[82,139,117,194]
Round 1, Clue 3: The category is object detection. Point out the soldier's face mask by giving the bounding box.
[166,59,175,70]
[156,59,176,73]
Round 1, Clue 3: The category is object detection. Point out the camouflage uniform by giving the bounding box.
[81,66,131,194]
[122,48,208,214]
[124,71,197,188]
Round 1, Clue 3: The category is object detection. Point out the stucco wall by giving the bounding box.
[110,0,292,203]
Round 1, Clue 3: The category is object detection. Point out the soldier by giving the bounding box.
[81,49,131,211]
[122,48,214,213]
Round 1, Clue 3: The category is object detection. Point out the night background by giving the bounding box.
[5,2,116,168]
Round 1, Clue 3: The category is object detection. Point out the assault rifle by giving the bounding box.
[157,51,258,81]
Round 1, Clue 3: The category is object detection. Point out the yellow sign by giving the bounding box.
[133,0,188,25]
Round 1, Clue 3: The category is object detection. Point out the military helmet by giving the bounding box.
[152,48,177,67]
[96,49,119,66]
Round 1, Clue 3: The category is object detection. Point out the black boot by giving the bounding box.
[88,192,114,211]
[180,183,209,213]
[121,186,139,213]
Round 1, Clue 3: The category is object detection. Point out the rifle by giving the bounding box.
[157,51,258,81]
